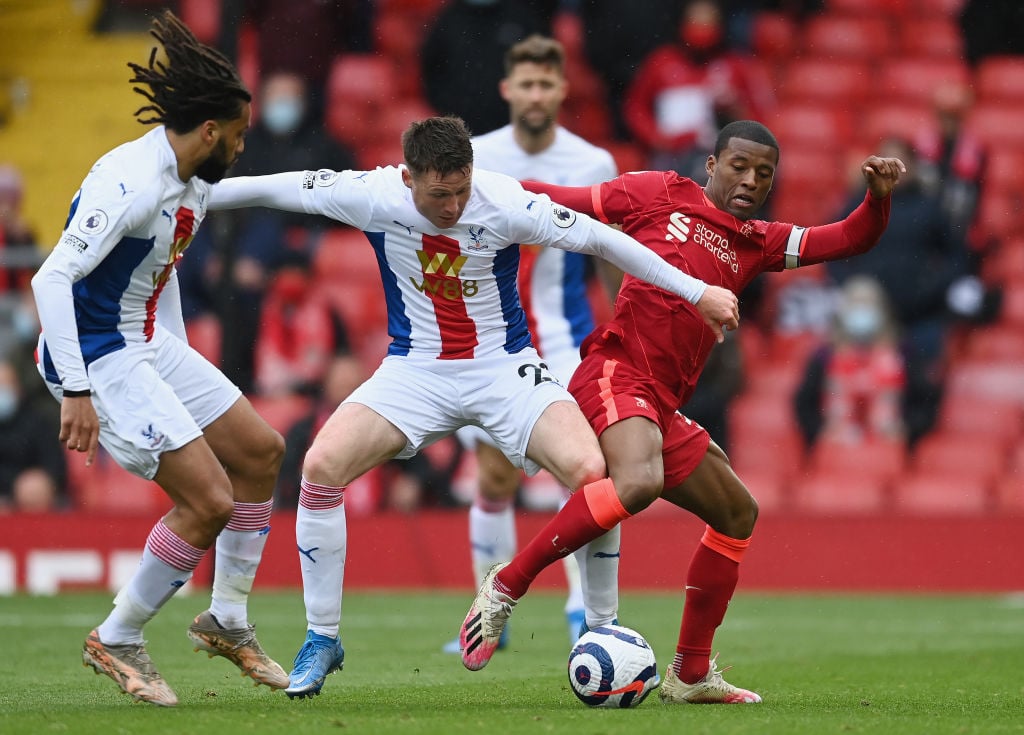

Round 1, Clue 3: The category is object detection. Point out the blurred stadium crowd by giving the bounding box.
[0,0,1020,517]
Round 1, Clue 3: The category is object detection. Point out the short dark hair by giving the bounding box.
[504,34,565,76]
[401,116,474,178]
[127,10,251,134]
[714,120,779,157]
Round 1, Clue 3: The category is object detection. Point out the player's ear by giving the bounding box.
[199,119,219,146]
[499,77,511,102]
[401,167,413,189]
[705,155,716,178]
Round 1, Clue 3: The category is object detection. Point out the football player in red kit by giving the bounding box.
[460,119,905,704]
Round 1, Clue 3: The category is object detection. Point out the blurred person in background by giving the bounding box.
[420,0,555,135]
[180,69,357,392]
[0,357,66,512]
[827,138,973,380]
[793,275,940,450]
[242,0,375,124]
[253,250,350,397]
[623,0,775,178]
[0,164,41,292]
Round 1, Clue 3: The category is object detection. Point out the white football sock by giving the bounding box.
[99,521,205,645]
[576,524,621,628]
[469,500,516,587]
[210,499,273,629]
[297,478,346,639]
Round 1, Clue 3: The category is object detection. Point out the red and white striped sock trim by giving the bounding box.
[225,498,274,532]
[473,496,513,514]
[299,477,345,511]
[147,521,207,572]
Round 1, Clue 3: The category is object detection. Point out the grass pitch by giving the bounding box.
[0,590,1021,734]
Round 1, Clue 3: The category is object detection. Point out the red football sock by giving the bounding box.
[672,525,751,684]
[497,478,629,599]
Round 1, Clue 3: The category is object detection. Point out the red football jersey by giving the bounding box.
[585,170,793,405]
[525,169,890,408]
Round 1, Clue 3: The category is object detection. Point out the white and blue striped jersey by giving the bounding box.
[33,126,208,391]
[471,125,617,365]
[209,165,705,362]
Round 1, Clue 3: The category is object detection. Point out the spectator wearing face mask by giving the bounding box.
[0,357,67,512]
[179,70,357,393]
[793,276,941,450]
[622,0,775,178]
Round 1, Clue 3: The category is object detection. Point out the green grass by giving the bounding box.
[1,590,1022,735]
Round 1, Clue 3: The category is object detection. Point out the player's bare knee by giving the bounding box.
[569,450,607,489]
[259,428,286,474]
[301,441,348,487]
[613,473,663,515]
[721,488,758,538]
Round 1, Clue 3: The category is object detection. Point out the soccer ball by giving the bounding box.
[567,624,660,708]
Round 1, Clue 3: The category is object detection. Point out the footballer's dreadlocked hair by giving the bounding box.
[127,9,250,133]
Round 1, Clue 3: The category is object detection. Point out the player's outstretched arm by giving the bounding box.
[862,156,906,199]
[209,172,310,212]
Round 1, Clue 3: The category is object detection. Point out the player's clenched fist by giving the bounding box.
[695,284,740,344]
[862,156,906,199]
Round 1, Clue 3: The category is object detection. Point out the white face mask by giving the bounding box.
[840,305,883,342]
[262,97,304,135]
[0,386,18,421]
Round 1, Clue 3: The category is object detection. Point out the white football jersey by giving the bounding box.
[471,126,617,364]
[291,166,602,360]
[33,126,208,390]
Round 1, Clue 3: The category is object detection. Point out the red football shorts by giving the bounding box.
[569,355,711,489]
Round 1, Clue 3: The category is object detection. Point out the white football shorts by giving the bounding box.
[41,327,242,479]
[455,343,581,453]
[345,347,575,476]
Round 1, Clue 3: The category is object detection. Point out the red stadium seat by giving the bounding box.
[982,238,1024,285]
[247,394,313,435]
[877,57,970,106]
[914,0,967,16]
[1000,283,1024,327]
[826,0,910,15]
[373,11,426,96]
[911,432,1010,483]
[898,18,964,58]
[750,11,800,63]
[807,438,907,482]
[892,470,992,515]
[803,15,896,59]
[860,104,940,148]
[561,96,614,144]
[966,104,1024,150]
[602,141,647,175]
[791,469,888,514]
[995,474,1024,513]
[947,360,1024,404]
[727,394,805,480]
[736,468,788,512]
[973,193,1024,244]
[767,104,855,148]
[778,59,872,104]
[975,56,1024,104]
[314,227,379,283]
[962,323,1024,362]
[185,315,221,367]
[984,151,1024,189]
[325,54,400,148]
[936,393,1023,439]
[68,448,170,515]
[180,0,220,43]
